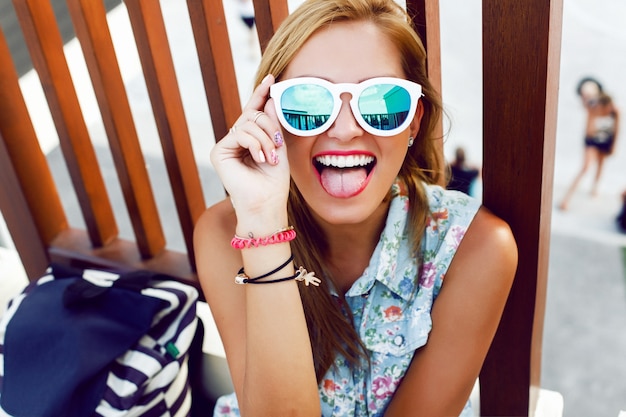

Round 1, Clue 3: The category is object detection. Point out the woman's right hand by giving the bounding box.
[210,75,290,220]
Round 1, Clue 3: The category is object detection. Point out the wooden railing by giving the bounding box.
[0,0,563,415]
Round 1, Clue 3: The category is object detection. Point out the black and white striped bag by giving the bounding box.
[0,264,198,417]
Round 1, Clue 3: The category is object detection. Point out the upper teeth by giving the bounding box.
[315,155,374,168]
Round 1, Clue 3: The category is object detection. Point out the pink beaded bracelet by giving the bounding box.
[230,226,296,249]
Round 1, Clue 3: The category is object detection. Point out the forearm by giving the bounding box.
[236,220,320,416]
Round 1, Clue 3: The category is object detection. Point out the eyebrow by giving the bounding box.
[283,75,405,84]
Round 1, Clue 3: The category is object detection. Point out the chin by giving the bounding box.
[307,189,390,227]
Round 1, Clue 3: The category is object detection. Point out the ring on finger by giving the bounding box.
[252,111,264,124]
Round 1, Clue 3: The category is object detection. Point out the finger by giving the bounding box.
[263,96,279,122]
[220,74,284,165]
[263,98,281,132]
[230,127,267,165]
[214,124,265,165]
[226,117,282,167]
[264,100,289,165]
[243,74,275,115]
[253,110,284,149]
[239,121,281,165]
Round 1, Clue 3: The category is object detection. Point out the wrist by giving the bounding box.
[230,195,287,222]
[233,210,290,239]
[231,226,295,250]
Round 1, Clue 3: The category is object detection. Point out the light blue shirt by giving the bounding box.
[214,184,481,417]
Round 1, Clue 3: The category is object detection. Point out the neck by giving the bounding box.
[315,200,390,294]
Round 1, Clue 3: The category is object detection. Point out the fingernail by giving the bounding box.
[274,131,284,146]
[262,74,271,84]
[270,149,279,165]
[259,150,266,163]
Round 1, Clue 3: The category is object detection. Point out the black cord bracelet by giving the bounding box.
[242,272,300,284]
[235,263,321,287]
[234,254,294,284]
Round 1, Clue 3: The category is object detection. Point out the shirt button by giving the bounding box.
[393,335,404,346]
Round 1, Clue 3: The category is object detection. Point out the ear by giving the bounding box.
[409,100,425,138]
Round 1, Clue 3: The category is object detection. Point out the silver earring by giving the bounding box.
[408,136,414,147]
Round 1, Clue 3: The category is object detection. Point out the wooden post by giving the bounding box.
[252,0,289,52]
[480,0,563,415]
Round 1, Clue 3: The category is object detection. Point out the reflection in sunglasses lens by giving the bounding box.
[281,85,333,131]
[359,85,411,131]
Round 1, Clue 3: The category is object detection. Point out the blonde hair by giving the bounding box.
[255,0,444,380]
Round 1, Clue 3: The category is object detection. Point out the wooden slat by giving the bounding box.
[187,0,241,142]
[48,228,199,293]
[0,27,67,249]
[65,0,166,259]
[0,130,49,281]
[252,0,289,52]
[12,0,118,247]
[0,129,47,281]
[406,0,444,183]
[0,28,64,280]
[406,0,442,93]
[124,0,206,267]
[479,0,563,415]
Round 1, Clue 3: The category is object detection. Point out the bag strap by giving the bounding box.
[57,264,174,308]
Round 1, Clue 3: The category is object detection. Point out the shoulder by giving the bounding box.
[468,207,517,254]
[449,206,518,289]
[193,198,240,287]
[194,198,236,240]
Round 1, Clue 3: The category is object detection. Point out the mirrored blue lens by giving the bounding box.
[280,84,333,131]
[358,84,411,131]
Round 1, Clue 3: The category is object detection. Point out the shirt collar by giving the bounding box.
[343,192,418,303]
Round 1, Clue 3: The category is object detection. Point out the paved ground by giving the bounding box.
[1,0,626,416]
[543,234,626,417]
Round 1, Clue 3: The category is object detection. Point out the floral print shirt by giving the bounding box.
[214,184,480,417]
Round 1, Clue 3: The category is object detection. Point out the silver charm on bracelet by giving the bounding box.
[295,266,321,286]
[235,273,248,285]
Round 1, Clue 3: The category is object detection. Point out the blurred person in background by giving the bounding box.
[236,0,257,52]
[447,146,480,197]
[559,77,620,210]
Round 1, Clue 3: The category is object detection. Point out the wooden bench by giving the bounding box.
[0,0,563,415]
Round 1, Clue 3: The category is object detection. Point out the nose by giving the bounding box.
[326,94,364,141]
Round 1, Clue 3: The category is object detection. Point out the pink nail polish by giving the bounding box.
[274,131,284,146]
[270,149,279,164]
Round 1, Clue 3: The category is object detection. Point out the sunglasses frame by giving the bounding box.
[269,77,423,137]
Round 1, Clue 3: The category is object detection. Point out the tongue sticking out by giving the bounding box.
[320,167,368,198]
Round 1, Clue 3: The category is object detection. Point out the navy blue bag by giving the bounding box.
[0,264,198,417]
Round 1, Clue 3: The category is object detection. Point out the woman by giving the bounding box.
[194,0,517,415]
[559,78,621,210]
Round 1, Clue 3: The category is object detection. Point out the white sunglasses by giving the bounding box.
[269,77,422,137]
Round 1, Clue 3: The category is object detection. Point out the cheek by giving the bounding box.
[382,140,409,169]
[374,142,409,184]
[286,139,313,179]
